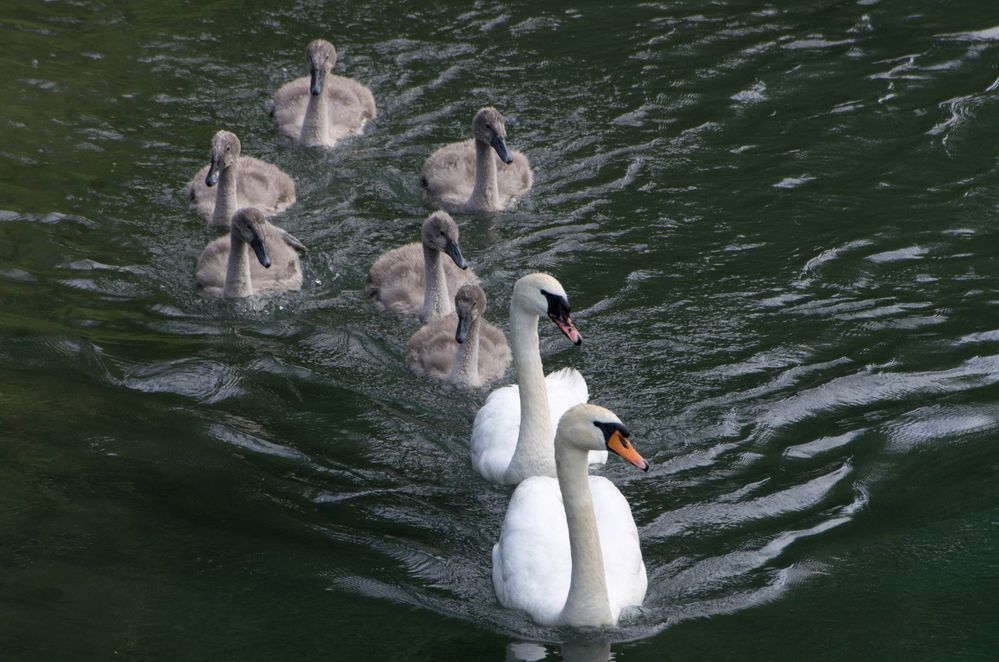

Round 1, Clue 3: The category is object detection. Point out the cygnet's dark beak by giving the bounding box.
[490,133,514,164]
[455,312,472,344]
[205,158,221,187]
[443,238,468,270]
[309,65,323,95]
[249,234,271,269]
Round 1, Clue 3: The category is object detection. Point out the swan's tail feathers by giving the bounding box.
[273,226,307,253]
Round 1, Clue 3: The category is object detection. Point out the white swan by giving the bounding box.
[421,107,533,213]
[273,38,377,147]
[470,273,605,485]
[195,208,306,298]
[405,284,511,387]
[365,211,479,322]
[187,130,296,228]
[492,403,649,627]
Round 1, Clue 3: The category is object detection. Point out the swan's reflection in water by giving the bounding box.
[506,639,612,661]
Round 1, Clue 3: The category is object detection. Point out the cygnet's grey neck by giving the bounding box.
[222,234,253,298]
[211,161,240,227]
[468,139,501,210]
[450,316,481,387]
[421,244,452,322]
[300,78,330,146]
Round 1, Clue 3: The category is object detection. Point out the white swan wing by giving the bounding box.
[470,383,521,483]
[590,476,647,622]
[470,367,591,483]
[492,476,569,625]
[545,367,588,426]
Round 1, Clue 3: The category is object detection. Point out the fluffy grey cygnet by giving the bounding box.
[273,38,377,147]
[421,107,533,212]
[365,211,479,322]
[406,284,511,387]
[195,208,306,298]
[187,130,296,228]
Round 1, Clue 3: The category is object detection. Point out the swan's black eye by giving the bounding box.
[593,420,631,443]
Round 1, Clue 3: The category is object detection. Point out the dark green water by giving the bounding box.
[2,0,999,659]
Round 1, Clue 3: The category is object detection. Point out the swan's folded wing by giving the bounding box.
[187,163,215,220]
[406,315,458,380]
[545,368,606,465]
[477,322,512,384]
[235,156,297,213]
[470,383,521,483]
[270,225,306,253]
[497,149,534,200]
[272,77,311,139]
[590,476,647,622]
[421,140,476,207]
[442,255,480,293]
[365,243,423,315]
[194,235,229,289]
[492,476,570,625]
[329,75,377,119]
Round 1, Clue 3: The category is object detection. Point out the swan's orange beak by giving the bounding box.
[606,430,649,472]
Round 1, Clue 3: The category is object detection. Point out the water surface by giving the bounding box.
[2,1,999,659]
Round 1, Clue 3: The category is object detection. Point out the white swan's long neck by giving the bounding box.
[300,77,330,146]
[504,304,556,481]
[556,439,613,627]
[468,139,500,210]
[421,245,451,322]
[211,160,240,227]
[449,317,481,387]
[222,234,253,298]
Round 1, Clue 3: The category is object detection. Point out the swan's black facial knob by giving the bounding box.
[594,421,649,471]
[542,289,582,345]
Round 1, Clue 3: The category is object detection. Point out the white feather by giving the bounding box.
[470,367,605,484]
[492,475,646,625]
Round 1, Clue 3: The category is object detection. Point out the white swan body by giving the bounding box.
[195,208,306,298]
[366,211,478,322]
[472,367,591,481]
[273,39,376,147]
[406,284,511,387]
[470,273,605,485]
[492,403,649,627]
[187,130,296,228]
[421,107,533,213]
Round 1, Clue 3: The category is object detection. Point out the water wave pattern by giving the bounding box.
[3,0,999,658]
